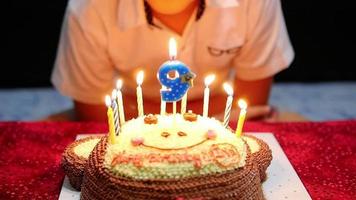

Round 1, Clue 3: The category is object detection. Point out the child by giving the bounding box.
[52,0,294,121]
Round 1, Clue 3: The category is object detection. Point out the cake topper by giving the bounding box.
[158,38,196,102]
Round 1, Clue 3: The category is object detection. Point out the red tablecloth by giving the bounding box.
[0,121,355,200]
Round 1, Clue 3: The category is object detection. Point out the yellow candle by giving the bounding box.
[181,93,187,114]
[203,74,215,117]
[105,95,116,144]
[136,71,144,117]
[236,99,248,137]
[116,79,125,125]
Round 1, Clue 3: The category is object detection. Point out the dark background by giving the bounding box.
[2,0,355,88]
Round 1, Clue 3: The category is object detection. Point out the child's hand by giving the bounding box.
[213,105,277,122]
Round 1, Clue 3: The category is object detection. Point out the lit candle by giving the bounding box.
[223,83,234,128]
[157,37,195,102]
[235,99,248,137]
[169,38,177,60]
[136,70,144,117]
[115,79,125,125]
[181,93,187,114]
[111,90,120,136]
[160,87,167,115]
[105,95,116,144]
[203,74,215,117]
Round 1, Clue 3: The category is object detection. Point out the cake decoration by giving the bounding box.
[131,137,144,146]
[209,143,241,168]
[158,38,196,102]
[183,110,197,122]
[102,115,248,180]
[144,114,158,124]
[161,131,170,138]
[206,129,217,139]
[177,131,187,137]
[158,63,195,102]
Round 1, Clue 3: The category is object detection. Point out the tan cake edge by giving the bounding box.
[61,136,103,190]
[243,135,273,182]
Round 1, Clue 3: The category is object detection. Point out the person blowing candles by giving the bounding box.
[52,0,294,121]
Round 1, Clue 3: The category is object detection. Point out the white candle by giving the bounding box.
[115,79,125,125]
[169,37,177,60]
[111,90,120,136]
[169,37,179,115]
[203,74,215,117]
[160,87,166,115]
[160,100,166,115]
[136,70,144,117]
[181,93,187,114]
[173,102,177,114]
[223,83,234,128]
[236,99,248,137]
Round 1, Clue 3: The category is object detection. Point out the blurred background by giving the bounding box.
[1,0,355,121]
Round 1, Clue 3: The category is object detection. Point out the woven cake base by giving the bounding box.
[61,136,102,191]
[81,137,264,200]
[244,135,273,182]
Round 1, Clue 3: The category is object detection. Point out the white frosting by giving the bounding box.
[106,114,246,156]
[104,114,248,179]
[73,138,101,158]
[243,136,260,153]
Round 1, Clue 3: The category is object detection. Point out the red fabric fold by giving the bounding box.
[0,121,355,200]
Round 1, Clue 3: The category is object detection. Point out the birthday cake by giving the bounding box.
[61,38,272,199]
[62,113,272,199]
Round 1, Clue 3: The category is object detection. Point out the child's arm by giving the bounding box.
[232,76,274,120]
[52,1,115,121]
[74,101,107,122]
[234,76,272,106]
[212,76,273,121]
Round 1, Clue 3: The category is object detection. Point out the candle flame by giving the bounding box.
[204,74,216,86]
[169,37,177,59]
[223,82,233,96]
[136,70,144,85]
[116,79,123,90]
[111,89,117,100]
[105,95,112,107]
[238,99,248,110]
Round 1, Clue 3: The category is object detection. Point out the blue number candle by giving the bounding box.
[157,38,195,102]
